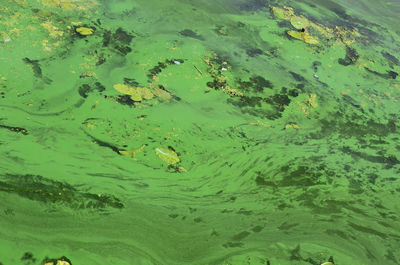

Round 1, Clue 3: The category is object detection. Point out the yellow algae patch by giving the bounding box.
[119,145,145,159]
[285,123,300,130]
[113,84,134,95]
[76,27,94,36]
[287,30,319,44]
[270,6,294,20]
[305,93,318,108]
[287,30,303,40]
[130,91,142,101]
[40,0,98,11]
[152,87,172,99]
[113,84,155,101]
[41,21,64,38]
[155,147,180,164]
[302,33,319,44]
[136,87,154,100]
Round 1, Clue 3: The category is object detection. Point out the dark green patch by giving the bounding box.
[0,174,124,210]
[288,88,299,97]
[365,67,398,79]
[82,130,121,154]
[348,222,388,239]
[21,252,36,263]
[222,242,244,248]
[147,59,183,81]
[114,27,134,44]
[277,20,292,28]
[278,222,299,231]
[78,84,91,98]
[102,30,112,47]
[381,51,399,66]
[341,146,399,169]
[102,27,134,55]
[231,231,250,241]
[289,71,306,82]
[338,46,359,66]
[179,29,204,40]
[42,256,72,265]
[311,111,397,139]
[22,57,42,78]
[312,61,321,72]
[0,124,28,135]
[214,25,228,36]
[279,165,323,187]
[237,75,273,93]
[239,0,268,11]
[251,226,264,232]
[123,77,139,87]
[246,48,263,57]
[342,94,364,112]
[237,208,252,215]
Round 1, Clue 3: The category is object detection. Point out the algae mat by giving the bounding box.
[0,0,399,264]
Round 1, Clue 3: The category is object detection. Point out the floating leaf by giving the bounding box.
[290,16,309,29]
[76,27,94,36]
[155,147,180,164]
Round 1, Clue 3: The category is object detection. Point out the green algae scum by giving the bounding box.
[0,0,400,264]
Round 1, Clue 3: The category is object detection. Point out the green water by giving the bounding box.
[0,0,399,264]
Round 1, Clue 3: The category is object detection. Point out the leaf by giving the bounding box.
[155,147,180,164]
